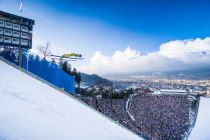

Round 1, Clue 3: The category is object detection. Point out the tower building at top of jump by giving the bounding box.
[0,10,35,49]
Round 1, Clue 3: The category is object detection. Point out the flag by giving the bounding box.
[19,1,23,13]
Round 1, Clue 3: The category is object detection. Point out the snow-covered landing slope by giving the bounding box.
[189,97,210,140]
[0,60,141,140]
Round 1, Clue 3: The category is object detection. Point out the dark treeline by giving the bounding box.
[58,59,81,94]
[78,86,150,99]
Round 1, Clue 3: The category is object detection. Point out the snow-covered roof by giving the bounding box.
[160,89,187,93]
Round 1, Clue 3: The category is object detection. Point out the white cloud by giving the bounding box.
[80,37,210,75]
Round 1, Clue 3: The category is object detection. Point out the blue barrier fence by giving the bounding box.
[0,50,75,95]
[22,54,75,94]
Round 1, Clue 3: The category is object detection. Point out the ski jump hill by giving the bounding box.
[0,58,141,140]
[188,96,210,140]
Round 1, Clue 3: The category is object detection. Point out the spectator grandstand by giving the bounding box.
[77,94,199,140]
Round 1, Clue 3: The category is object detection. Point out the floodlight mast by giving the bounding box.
[18,1,23,67]
[19,1,23,68]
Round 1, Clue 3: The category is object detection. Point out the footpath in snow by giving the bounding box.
[0,60,141,140]
[126,93,137,121]
[189,97,210,140]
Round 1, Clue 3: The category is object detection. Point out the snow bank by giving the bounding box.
[189,97,210,140]
[0,60,141,140]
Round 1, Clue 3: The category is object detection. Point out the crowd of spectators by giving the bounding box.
[77,96,97,109]
[77,94,198,140]
[129,94,191,139]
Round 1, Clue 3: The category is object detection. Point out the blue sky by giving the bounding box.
[1,0,210,74]
[30,0,210,38]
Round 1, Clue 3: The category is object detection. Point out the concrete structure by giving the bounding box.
[0,10,35,49]
[160,89,187,95]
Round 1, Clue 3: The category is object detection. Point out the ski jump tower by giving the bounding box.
[0,10,35,66]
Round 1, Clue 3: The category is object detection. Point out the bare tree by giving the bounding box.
[38,42,51,60]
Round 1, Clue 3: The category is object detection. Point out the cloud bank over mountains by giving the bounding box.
[81,37,210,75]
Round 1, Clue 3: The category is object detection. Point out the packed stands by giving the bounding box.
[77,94,199,140]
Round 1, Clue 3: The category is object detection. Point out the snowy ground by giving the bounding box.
[0,60,141,140]
[126,93,137,121]
[189,97,210,140]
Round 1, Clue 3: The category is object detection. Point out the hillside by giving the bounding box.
[189,97,210,140]
[81,73,113,87]
[0,60,141,140]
